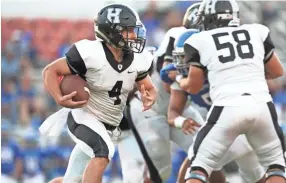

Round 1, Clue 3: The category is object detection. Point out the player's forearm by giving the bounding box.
[168,88,188,127]
[168,109,183,127]
[265,52,284,79]
[177,158,191,183]
[42,65,64,103]
[179,77,202,94]
[178,78,195,93]
[265,71,284,80]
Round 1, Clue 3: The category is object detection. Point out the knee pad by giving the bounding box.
[185,168,207,183]
[266,165,286,181]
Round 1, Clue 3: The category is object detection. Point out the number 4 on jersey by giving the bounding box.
[108,81,123,105]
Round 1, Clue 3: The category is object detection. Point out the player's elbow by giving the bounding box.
[266,64,284,79]
[42,65,50,80]
[167,111,176,127]
[42,64,61,88]
[183,85,201,94]
[42,64,55,80]
[275,66,284,77]
[42,61,63,79]
[265,52,285,79]
[188,88,200,94]
[167,113,173,125]
[167,120,174,127]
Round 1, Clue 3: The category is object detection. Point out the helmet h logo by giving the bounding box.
[107,8,122,23]
[187,8,198,22]
[205,0,216,14]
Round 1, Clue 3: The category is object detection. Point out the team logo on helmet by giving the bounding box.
[107,8,122,23]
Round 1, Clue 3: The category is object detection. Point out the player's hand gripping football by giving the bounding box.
[141,84,156,111]
[182,118,201,135]
[57,91,88,109]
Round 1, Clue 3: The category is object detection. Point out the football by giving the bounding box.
[60,75,90,101]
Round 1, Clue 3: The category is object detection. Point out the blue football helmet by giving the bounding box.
[172,29,199,77]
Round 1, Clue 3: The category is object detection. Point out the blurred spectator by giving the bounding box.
[13,73,36,135]
[262,2,278,26]
[14,100,35,138]
[5,30,24,59]
[17,73,36,102]
[30,97,48,131]
[14,78,36,137]
[1,123,23,183]
[45,132,74,180]
[2,80,18,124]
[20,56,33,74]
[141,1,161,46]
[20,134,46,183]
[163,9,183,29]
[22,34,39,68]
[174,1,197,13]
[1,46,21,81]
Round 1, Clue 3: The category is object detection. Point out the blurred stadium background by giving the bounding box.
[1,0,286,183]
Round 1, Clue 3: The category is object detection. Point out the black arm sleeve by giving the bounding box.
[136,71,148,82]
[156,54,165,73]
[184,44,206,71]
[65,44,87,75]
[148,61,154,75]
[264,33,275,64]
[135,62,153,82]
[164,37,175,62]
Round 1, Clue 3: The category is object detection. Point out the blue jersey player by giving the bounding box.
[160,29,214,135]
